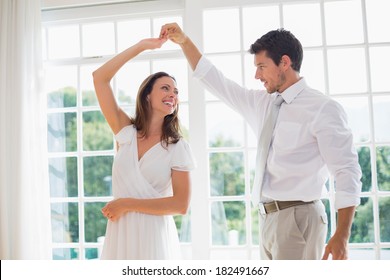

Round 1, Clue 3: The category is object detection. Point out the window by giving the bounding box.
[198,0,390,260]
[42,1,187,260]
[42,0,390,260]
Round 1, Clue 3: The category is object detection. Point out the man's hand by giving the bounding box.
[160,22,187,44]
[322,233,349,260]
[322,206,355,260]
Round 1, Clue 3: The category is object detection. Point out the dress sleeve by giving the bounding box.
[114,125,134,145]
[170,139,196,171]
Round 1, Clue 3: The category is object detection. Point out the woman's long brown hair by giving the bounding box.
[131,72,181,146]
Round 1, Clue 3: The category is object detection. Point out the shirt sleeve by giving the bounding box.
[193,55,268,136]
[170,139,196,171]
[313,99,362,210]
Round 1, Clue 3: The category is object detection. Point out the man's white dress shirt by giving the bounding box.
[193,56,362,209]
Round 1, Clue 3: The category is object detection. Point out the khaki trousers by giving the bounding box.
[258,200,328,260]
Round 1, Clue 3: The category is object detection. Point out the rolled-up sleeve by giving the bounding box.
[313,100,362,209]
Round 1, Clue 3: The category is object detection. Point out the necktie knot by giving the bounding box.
[274,95,284,106]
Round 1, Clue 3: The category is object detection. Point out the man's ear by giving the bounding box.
[280,55,292,69]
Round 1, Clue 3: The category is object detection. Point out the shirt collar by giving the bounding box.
[279,77,306,104]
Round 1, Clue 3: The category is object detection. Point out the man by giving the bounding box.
[160,23,362,260]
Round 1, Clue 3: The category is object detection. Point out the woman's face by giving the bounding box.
[148,76,179,118]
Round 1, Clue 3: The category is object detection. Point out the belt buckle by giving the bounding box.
[258,203,266,215]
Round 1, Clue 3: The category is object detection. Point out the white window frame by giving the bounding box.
[42,0,390,260]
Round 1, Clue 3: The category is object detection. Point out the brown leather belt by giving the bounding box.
[258,200,315,215]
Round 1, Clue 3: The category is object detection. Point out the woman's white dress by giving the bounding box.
[100,125,195,260]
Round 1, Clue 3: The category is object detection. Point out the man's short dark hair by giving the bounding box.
[249,28,303,72]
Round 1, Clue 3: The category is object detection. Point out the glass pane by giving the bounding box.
[82,111,113,151]
[45,66,77,108]
[366,0,390,43]
[82,22,115,57]
[83,156,114,197]
[206,103,245,148]
[85,248,99,260]
[244,53,265,90]
[203,8,240,53]
[116,61,150,105]
[327,48,367,94]
[209,152,245,196]
[381,248,390,260]
[81,64,99,106]
[376,146,390,191]
[242,5,280,49]
[350,197,374,243]
[301,49,325,94]
[349,248,375,260]
[47,112,77,152]
[208,54,242,85]
[175,210,192,242]
[369,46,390,92]
[48,25,80,59]
[49,157,78,197]
[117,19,151,53]
[324,0,364,45]
[357,147,372,192]
[178,103,189,140]
[85,202,107,242]
[251,206,259,245]
[51,202,79,243]
[52,248,79,260]
[206,54,242,100]
[248,149,256,189]
[379,197,390,242]
[283,3,322,47]
[42,28,47,60]
[322,199,331,242]
[247,123,256,148]
[334,96,370,143]
[152,58,189,102]
[123,106,136,120]
[153,16,182,51]
[47,86,77,109]
[211,201,246,245]
[373,96,390,142]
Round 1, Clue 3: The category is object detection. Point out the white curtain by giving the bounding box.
[0,0,52,259]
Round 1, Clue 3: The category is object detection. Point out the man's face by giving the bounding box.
[254,51,286,93]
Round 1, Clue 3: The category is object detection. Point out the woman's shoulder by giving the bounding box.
[169,138,196,171]
[114,124,136,144]
[170,137,189,149]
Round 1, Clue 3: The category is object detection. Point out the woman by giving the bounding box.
[92,37,195,259]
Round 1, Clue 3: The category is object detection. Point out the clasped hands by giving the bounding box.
[138,23,187,50]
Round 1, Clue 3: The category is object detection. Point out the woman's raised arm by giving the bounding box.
[92,38,167,134]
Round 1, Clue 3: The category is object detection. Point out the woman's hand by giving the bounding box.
[139,37,167,50]
[101,198,129,222]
